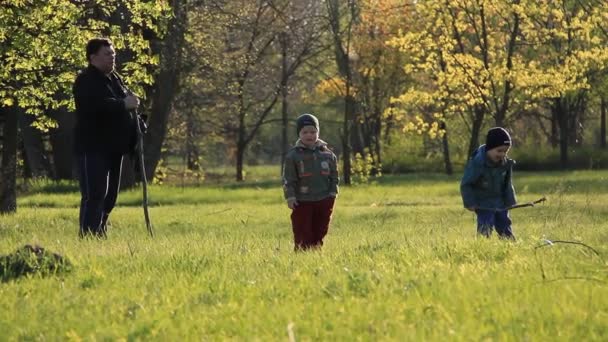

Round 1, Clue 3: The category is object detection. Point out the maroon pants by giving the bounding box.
[291,197,335,250]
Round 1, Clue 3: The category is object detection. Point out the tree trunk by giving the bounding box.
[559,111,568,169]
[186,138,199,171]
[120,154,137,190]
[550,110,559,148]
[568,93,586,147]
[20,142,32,179]
[48,108,75,180]
[327,0,356,185]
[235,85,247,182]
[236,142,245,182]
[350,112,365,157]
[372,113,382,175]
[185,106,200,171]
[18,110,51,178]
[144,0,186,180]
[441,121,453,175]
[601,97,606,148]
[467,106,485,159]
[0,106,18,214]
[342,92,355,185]
[280,89,289,176]
[383,109,395,145]
[495,109,505,128]
[280,32,289,176]
[553,98,569,169]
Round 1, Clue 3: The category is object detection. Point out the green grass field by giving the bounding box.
[1,169,607,340]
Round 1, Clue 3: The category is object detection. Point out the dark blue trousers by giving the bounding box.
[77,152,123,237]
[475,210,515,240]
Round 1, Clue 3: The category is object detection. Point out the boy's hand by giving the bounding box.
[466,206,477,212]
[287,198,298,210]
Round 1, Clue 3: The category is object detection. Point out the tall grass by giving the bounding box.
[0,170,607,340]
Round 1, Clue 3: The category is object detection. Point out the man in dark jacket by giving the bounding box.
[73,38,140,238]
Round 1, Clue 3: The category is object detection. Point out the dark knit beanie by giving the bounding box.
[485,127,512,151]
[296,113,319,135]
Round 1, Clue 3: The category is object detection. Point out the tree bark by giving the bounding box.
[120,155,137,190]
[185,107,200,171]
[0,106,18,214]
[144,0,186,180]
[559,107,569,169]
[326,0,356,185]
[550,109,559,148]
[567,93,586,147]
[467,106,485,159]
[18,111,51,178]
[236,142,245,182]
[553,98,569,169]
[342,93,354,185]
[280,32,289,176]
[601,97,606,148]
[48,108,76,180]
[441,121,453,175]
[372,111,382,175]
[350,115,365,157]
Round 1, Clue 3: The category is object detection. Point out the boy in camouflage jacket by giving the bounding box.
[283,114,339,250]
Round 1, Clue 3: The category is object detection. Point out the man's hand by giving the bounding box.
[287,198,298,210]
[466,206,477,212]
[124,95,140,110]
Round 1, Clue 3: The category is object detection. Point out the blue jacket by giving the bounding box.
[460,145,517,209]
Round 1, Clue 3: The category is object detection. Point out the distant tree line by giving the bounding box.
[1,0,607,213]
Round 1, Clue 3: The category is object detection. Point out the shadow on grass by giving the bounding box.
[373,173,459,186]
[19,179,80,195]
[16,170,608,211]
[219,179,279,190]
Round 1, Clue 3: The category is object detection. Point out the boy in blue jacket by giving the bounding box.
[460,127,517,239]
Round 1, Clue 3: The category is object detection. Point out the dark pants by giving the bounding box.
[290,197,335,250]
[77,152,123,238]
[476,209,515,240]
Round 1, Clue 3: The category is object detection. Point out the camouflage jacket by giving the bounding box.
[282,139,339,202]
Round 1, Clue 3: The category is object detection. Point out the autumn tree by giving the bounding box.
[389,0,608,170]
[0,0,169,213]
[520,0,608,167]
[315,1,411,176]
[176,0,325,181]
[348,0,410,172]
[270,0,329,174]
[142,0,188,181]
[389,0,532,160]
[325,0,359,185]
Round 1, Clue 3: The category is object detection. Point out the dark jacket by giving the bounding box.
[460,144,517,209]
[73,65,137,154]
[283,139,339,202]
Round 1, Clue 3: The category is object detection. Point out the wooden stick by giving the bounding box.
[476,197,547,212]
[136,112,154,238]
